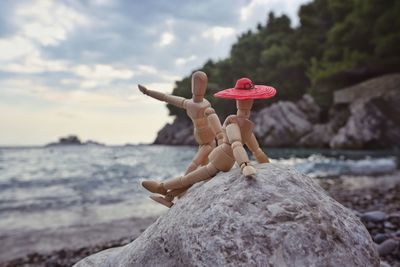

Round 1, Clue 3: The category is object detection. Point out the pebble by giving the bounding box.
[388,212,400,225]
[374,233,392,244]
[380,260,391,267]
[377,238,399,256]
[384,221,396,230]
[361,211,388,223]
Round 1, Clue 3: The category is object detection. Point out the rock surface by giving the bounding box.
[298,107,349,147]
[330,74,400,149]
[75,164,379,267]
[253,95,317,147]
[153,117,195,146]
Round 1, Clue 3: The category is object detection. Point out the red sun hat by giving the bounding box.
[214,78,276,100]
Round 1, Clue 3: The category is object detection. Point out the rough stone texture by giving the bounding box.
[333,73,400,105]
[298,124,334,148]
[253,95,319,147]
[299,107,350,148]
[296,94,321,123]
[75,164,379,267]
[153,117,195,146]
[330,74,400,149]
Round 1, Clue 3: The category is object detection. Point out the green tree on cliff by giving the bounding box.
[169,0,400,120]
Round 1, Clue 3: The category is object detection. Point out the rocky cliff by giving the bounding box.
[154,73,400,149]
[154,117,195,146]
[74,164,379,267]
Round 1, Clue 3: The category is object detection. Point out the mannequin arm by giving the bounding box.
[138,84,187,109]
[225,122,256,177]
[205,107,224,145]
[246,133,269,163]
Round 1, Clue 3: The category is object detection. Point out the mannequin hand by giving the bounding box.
[138,84,148,94]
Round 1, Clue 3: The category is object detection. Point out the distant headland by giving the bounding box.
[46,135,105,147]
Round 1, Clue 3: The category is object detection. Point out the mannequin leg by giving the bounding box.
[143,144,236,207]
[225,123,256,177]
[185,143,214,174]
[147,143,214,207]
[246,133,269,163]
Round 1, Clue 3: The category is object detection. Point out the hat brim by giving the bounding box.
[214,85,276,100]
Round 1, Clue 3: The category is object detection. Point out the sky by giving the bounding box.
[0,0,311,146]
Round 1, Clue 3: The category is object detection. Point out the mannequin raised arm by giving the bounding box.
[138,84,187,109]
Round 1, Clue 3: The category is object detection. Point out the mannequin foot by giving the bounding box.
[242,165,256,178]
[142,180,167,195]
[150,195,174,208]
[177,189,188,199]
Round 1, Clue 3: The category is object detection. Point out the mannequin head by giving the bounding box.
[191,71,208,102]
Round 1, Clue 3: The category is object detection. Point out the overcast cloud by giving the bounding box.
[0,0,310,145]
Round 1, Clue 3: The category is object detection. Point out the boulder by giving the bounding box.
[299,107,350,148]
[253,96,318,147]
[296,94,321,123]
[153,117,195,146]
[75,164,379,267]
[330,74,400,149]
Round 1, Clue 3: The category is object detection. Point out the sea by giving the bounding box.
[0,145,398,237]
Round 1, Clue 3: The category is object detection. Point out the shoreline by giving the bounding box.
[1,172,400,267]
[0,216,157,267]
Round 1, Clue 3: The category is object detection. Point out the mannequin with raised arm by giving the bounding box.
[138,71,223,207]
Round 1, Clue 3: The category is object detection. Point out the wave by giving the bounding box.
[277,155,397,178]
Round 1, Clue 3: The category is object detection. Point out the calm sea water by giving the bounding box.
[0,145,398,235]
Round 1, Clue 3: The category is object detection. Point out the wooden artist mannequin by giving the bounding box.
[138,71,224,207]
[142,78,276,206]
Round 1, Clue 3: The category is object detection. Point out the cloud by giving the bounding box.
[89,0,117,7]
[240,0,311,26]
[0,50,135,89]
[136,65,158,75]
[72,64,134,88]
[15,0,89,46]
[0,37,35,61]
[1,77,133,108]
[202,26,235,42]
[175,55,197,66]
[0,51,67,73]
[158,32,175,46]
[0,0,91,70]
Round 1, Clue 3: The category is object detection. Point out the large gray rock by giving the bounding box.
[299,107,349,148]
[330,74,400,149]
[253,95,319,147]
[296,94,321,123]
[154,117,195,146]
[75,164,379,267]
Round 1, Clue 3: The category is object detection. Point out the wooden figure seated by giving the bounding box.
[142,78,276,207]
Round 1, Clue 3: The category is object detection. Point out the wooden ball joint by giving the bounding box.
[140,77,277,208]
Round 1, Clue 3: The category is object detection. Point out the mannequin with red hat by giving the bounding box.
[142,77,276,206]
[138,71,224,207]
